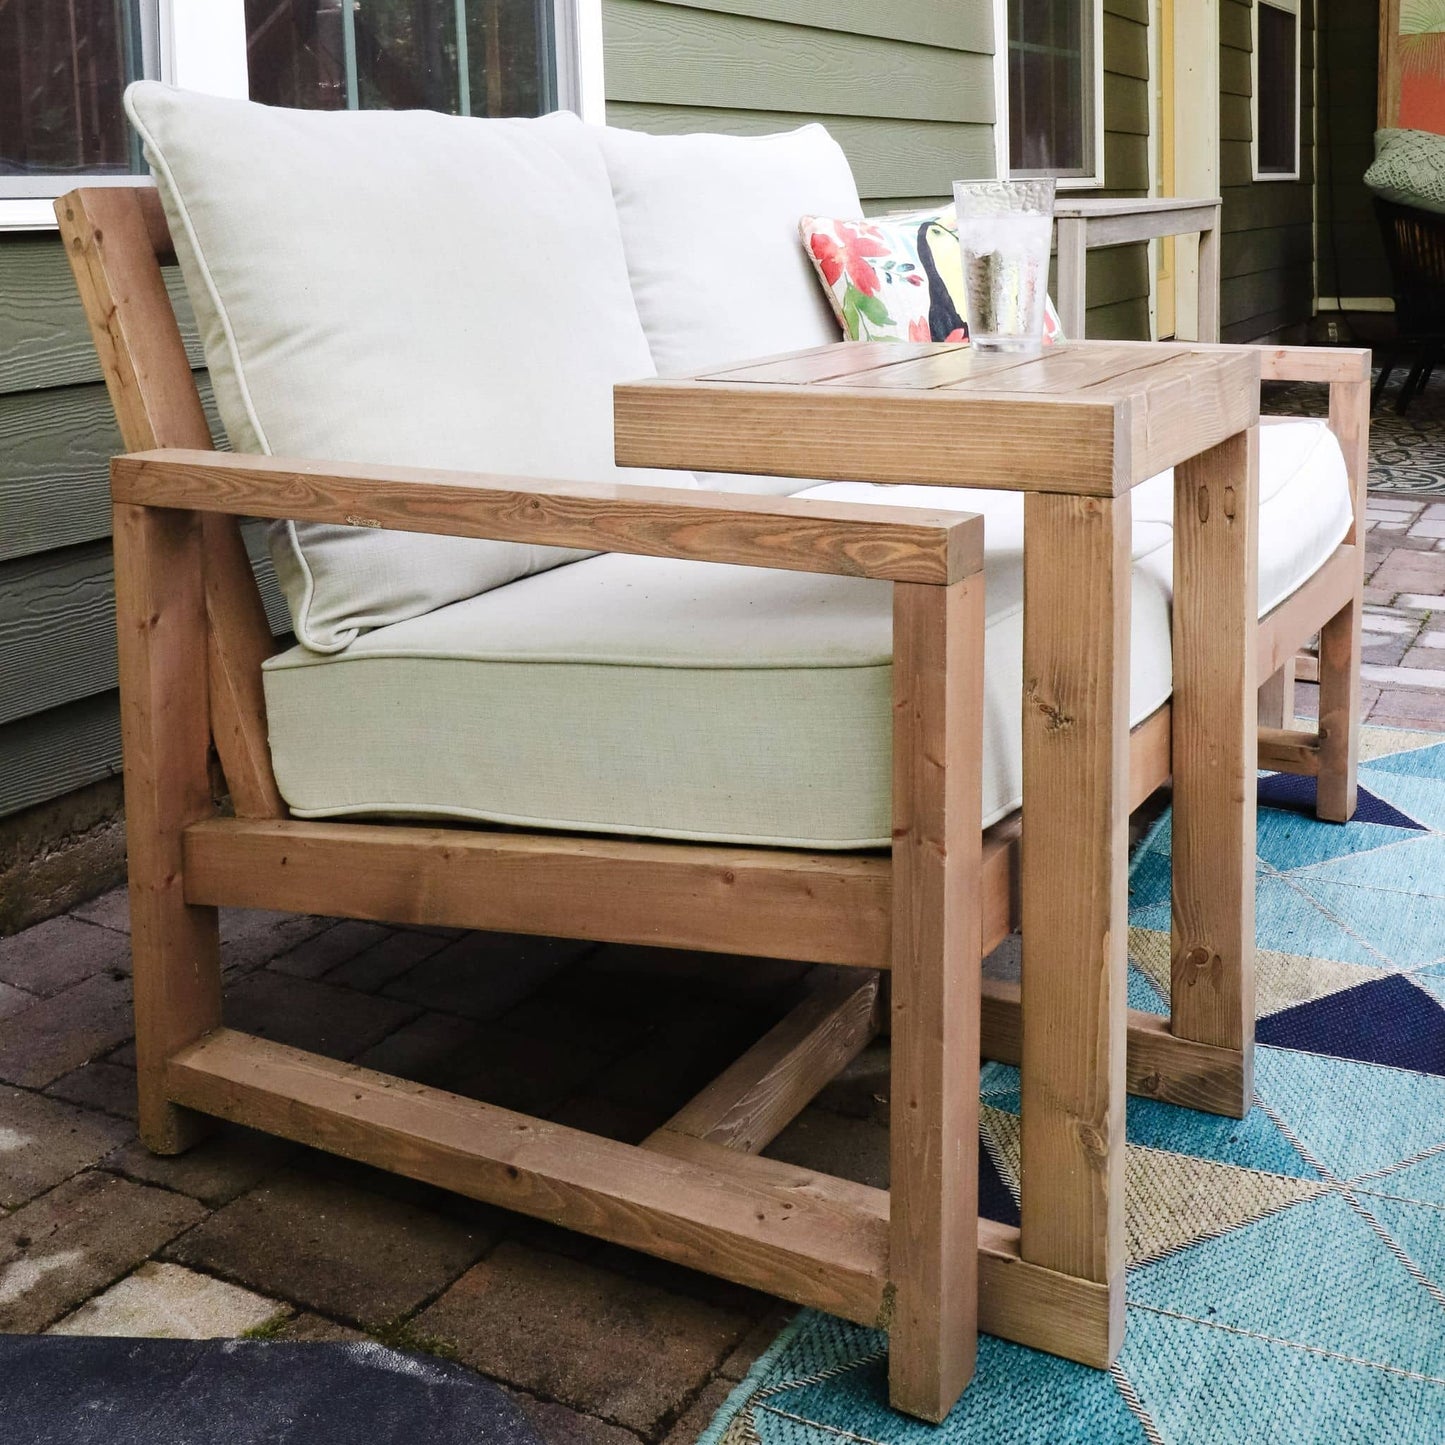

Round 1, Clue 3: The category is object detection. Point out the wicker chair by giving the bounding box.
[1373,198,1445,413]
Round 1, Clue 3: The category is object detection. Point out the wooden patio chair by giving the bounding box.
[59,177,1368,1423]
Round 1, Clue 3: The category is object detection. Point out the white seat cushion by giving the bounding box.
[262,528,1176,849]
[125,84,688,653]
[1130,416,1354,615]
[262,416,1351,848]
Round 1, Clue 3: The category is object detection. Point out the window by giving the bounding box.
[245,1,557,118]
[1005,0,1103,185]
[1253,0,1300,179]
[0,2,151,193]
[0,0,599,228]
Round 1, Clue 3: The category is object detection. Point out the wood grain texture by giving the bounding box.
[112,502,221,1154]
[1256,545,1358,682]
[1019,491,1129,1312]
[1170,430,1258,1105]
[112,449,984,586]
[617,379,1121,493]
[654,968,881,1152]
[618,344,1261,494]
[167,1027,891,1326]
[1257,727,1322,775]
[57,187,289,822]
[1258,660,1298,731]
[1317,378,1370,821]
[183,816,894,967]
[981,979,1250,1116]
[888,578,982,1418]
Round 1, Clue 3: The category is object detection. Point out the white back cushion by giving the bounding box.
[599,123,863,497]
[599,123,863,376]
[126,83,685,652]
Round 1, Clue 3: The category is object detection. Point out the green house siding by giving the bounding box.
[1219,0,1317,342]
[1316,0,1387,301]
[1086,0,1154,339]
[602,0,997,207]
[604,0,1153,339]
[0,232,285,822]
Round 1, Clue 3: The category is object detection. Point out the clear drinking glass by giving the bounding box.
[952,179,1057,353]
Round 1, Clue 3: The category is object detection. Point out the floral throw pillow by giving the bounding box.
[800,205,1064,344]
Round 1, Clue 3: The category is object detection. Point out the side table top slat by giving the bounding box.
[615,341,1261,496]
[943,343,1191,396]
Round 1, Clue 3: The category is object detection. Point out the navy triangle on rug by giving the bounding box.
[699,725,1445,1445]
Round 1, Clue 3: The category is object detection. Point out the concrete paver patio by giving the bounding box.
[0,496,1441,1445]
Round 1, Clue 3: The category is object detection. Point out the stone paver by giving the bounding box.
[0,981,34,1021]
[164,1166,490,1325]
[45,1059,138,1120]
[103,1122,296,1207]
[0,1172,205,1332]
[222,970,418,1060]
[0,915,131,995]
[415,1241,752,1438]
[267,919,392,980]
[382,931,590,1020]
[48,1260,285,1338]
[510,1390,648,1445]
[0,1086,133,1208]
[0,972,136,1088]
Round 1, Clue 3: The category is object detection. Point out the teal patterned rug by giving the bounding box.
[701,724,1445,1445]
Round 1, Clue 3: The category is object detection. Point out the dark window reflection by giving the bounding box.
[1008,0,1091,177]
[245,0,553,117]
[0,0,145,177]
[1256,2,1298,175]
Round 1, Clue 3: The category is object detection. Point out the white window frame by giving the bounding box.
[1251,0,1301,182]
[993,0,1106,189]
[1,0,603,231]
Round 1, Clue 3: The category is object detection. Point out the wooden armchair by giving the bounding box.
[60,178,1369,1423]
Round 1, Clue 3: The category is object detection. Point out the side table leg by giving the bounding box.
[1171,429,1259,1118]
[1019,492,1129,1364]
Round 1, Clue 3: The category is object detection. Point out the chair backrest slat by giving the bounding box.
[58,186,287,820]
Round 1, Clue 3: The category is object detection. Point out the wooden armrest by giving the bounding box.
[111,449,983,586]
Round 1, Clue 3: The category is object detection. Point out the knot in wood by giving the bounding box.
[1075,1121,1108,1165]
[1195,485,1210,523]
[1026,684,1073,733]
[1223,486,1238,520]
[1178,944,1215,982]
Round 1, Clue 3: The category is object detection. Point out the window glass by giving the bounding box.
[1256,0,1298,176]
[245,0,554,116]
[1008,0,1092,178]
[0,0,147,179]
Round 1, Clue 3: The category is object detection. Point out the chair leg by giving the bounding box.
[113,502,223,1154]
[1317,595,1362,821]
[1318,377,1368,823]
[887,577,983,1422]
[1258,658,1297,730]
[1170,430,1258,1117]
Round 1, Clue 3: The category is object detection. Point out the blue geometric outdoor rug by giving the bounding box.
[701,725,1445,1445]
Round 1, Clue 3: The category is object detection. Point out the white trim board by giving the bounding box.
[1317,296,1396,312]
